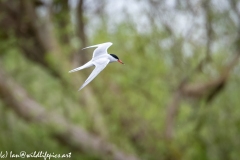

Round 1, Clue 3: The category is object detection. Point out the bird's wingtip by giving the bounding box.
[78,85,84,91]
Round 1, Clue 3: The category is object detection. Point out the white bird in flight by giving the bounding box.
[69,42,124,91]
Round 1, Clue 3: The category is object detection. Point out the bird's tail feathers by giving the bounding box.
[69,67,83,73]
[68,61,94,73]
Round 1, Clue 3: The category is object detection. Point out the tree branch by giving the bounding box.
[0,65,139,160]
[164,50,240,140]
[75,0,88,65]
[0,0,109,139]
[203,0,213,62]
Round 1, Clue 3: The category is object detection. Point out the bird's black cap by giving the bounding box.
[110,54,119,60]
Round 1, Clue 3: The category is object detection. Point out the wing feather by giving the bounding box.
[82,42,112,58]
[78,59,110,90]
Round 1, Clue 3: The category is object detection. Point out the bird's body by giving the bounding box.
[69,42,124,91]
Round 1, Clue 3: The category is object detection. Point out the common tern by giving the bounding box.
[69,42,124,91]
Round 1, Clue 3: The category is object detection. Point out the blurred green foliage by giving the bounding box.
[0,1,240,160]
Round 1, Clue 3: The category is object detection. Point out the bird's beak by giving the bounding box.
[118,59,124,64]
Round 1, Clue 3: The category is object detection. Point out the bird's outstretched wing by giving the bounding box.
[78,59,110,90]
[82,42,112,58]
